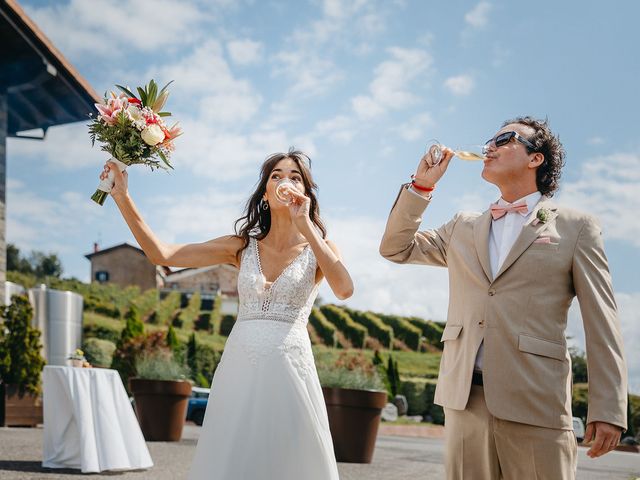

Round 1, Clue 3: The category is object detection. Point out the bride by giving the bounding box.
[102,149,353,479]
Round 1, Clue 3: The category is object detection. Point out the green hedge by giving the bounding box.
[177,292,201,331]
[131,289,159,319]
[406,316,444,348]
[156,291,181,325]
[399,378,443,424]
[219,315,236,336]
[376,313,422,351]
[320,305,367,349]
[345,308,393,349]
[83,322,121,344]
[308,308,337,347]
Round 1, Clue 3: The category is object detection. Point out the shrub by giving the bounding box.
[320,305,367,349]
[0,295,46,395]
[111,331,166,391]
[135,350,190,381]
[376,313,422,351]
[187,334,219,388]
[131,289,159,319]
[317,352,384,391]
[308,308,337,347]
[345,308,393,349]
[399,379,444,424]
[219,315,236,337]
[82,338,116,368]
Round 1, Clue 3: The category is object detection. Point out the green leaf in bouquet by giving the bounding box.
[157,150,173,169]
[147,80,158,106]
[157,111,172,117]
[115,84,137,99]
[158,80,174,95]
[137,86,147,106]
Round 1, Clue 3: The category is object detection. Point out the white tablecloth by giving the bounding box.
[42,366,153,473]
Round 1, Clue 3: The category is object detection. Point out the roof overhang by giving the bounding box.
[0,0,100,138]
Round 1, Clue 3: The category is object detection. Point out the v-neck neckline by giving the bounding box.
[253,237,309,289]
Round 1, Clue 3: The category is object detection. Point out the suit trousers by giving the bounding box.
[444,385,577,480]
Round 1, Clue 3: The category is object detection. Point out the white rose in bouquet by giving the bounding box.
[141,124,165,146]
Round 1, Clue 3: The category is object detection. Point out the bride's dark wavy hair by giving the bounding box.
[233,149,326,259]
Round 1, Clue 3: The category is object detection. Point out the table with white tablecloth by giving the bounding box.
[42,365,153,473]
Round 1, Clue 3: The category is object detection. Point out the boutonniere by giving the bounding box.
[533,208,550,225]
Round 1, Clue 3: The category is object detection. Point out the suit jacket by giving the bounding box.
[379,185,627,430]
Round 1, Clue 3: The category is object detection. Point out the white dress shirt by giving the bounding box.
[474,191,542,371]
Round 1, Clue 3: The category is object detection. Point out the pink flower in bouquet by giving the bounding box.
[94,93,129,126]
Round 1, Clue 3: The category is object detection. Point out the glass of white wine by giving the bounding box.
[275,178,297,206]
[425,141,486,167]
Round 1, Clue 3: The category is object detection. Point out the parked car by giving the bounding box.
[186,386,210,426]
[572,417,585,443]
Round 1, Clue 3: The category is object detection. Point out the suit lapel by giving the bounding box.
[473,210,493,282]
[493,198,558,281]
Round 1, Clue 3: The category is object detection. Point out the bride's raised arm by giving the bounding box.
[103,161,243,268]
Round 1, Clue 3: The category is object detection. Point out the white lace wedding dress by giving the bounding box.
[188,237,339,479]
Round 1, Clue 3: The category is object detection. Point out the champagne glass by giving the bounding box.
[275,178,297,205]
[425,141,486,167]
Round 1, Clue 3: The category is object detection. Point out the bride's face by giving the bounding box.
[264,158,306,209]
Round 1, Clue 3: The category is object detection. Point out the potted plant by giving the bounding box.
[0,295,46,427]
[318,352,387,463]
[67,348,91,368]
[129,350,192,441]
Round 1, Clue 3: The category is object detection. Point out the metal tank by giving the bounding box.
[28,285,83,366]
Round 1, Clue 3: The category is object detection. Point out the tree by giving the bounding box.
[120,306,144,344]
[570,347,588,383]
[6,244,63,278]
[187,333,198,378]
[0,295,46,395]
[167,325,179,352]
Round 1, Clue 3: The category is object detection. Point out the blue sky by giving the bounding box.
[7,0,639,391]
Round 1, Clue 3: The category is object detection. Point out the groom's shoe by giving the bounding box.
[472,370,483,386]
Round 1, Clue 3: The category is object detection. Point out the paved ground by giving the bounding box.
[1,425,639,479]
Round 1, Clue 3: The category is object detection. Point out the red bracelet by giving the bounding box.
[410,175,435,192]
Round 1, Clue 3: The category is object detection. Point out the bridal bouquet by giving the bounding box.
[89,79,182,205]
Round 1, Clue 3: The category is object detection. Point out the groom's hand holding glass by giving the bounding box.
[412,145,455,198]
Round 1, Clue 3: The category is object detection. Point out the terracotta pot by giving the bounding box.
[129,378,192,441]
[0,383,43,427]
[322,387,387,463]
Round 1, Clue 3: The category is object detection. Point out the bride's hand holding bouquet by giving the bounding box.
[89,79,182,205]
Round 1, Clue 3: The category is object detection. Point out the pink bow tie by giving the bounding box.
[490,201,528,220]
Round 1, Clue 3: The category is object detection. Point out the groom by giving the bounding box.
[379,117,627,479]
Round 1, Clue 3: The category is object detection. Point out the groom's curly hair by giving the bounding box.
[503,116,566,197]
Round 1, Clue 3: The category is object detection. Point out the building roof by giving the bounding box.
[165,264,238,282]
[84,242,145,260]
[0,0,100,137]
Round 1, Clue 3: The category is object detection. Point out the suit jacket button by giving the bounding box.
[478,320,484,327]
[488,290,495,296]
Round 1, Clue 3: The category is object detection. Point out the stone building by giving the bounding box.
[85,243,167,291]
[163,264,239,315]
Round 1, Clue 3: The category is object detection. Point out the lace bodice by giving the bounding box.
[236,237,318,326]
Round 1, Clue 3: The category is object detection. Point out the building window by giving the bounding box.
[95,271,109,283]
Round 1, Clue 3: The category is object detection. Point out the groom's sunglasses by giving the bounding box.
[482,131,535,155]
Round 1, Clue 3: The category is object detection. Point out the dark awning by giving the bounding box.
[0,0,100,137]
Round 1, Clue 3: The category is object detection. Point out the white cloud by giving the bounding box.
[587,136,605,145]
[444,74,475,96]
[25,0,207,58]
[558,152,640,247]
[272,51,343,97]
[151,40,262,128]
[7,123,103,170]
[394,113,434,141]
[227,39,264,66]
[352,47,433,119]
[464,2,492,28]
[315,115,358,143]
[6,182,106,257]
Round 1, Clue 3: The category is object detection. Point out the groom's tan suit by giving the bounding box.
[380,185,627,478]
